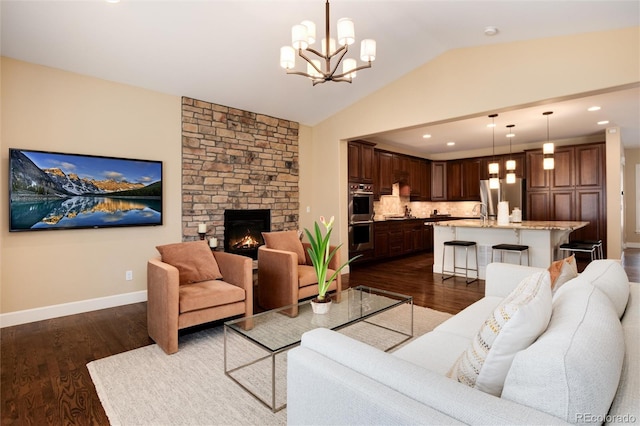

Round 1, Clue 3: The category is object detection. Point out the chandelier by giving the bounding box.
[542,111,555,170]
[505,124,516,184]
[279,0,376,85]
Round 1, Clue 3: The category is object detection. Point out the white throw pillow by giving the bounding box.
[447,271,552,396]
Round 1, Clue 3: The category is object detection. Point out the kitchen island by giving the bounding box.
[432,219,589,280]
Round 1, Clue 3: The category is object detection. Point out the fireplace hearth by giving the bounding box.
[224,209,271,259]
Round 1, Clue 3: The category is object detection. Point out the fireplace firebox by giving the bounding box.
[224,209,271,260]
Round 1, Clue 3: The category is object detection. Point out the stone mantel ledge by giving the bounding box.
[432,219,589,231]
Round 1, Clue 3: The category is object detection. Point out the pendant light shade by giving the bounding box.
[505,124,516,184]
[488,114,499,189]
[542,111,555,170]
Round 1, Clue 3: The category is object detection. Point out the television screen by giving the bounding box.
[9,148,163,231]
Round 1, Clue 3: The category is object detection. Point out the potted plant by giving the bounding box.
[305,216,360,314]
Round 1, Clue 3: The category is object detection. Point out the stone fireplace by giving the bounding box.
[224,209,270,259]
[181,96,299,243]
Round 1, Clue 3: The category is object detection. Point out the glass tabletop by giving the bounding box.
[225,285,412,353]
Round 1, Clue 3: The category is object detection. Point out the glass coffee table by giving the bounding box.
[224,285,413,412]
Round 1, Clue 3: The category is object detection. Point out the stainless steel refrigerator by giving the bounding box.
[479,179,525,219]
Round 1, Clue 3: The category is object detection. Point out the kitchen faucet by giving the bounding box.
[472,203,487,224]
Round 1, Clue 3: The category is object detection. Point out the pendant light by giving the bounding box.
[488,114,499,189]
[505,124,516,184]
[542,111,555,170]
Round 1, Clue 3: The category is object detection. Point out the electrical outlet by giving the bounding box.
[125,270,133,281]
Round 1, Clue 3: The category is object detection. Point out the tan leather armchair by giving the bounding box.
[258,240,342,316]
[147,249,253,354]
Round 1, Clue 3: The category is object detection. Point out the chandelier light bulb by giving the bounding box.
[337,17,355,46]
[343,58,357,79]
[506,159,516,171]
[360,39,376,62]
[301,20,316,45]
[321,38,337,56]
[488,162,500,175]
[506,172,516,184]
[280,46,296,69]
[543,142,554,155]
[489,177,500,189]
[292,24,309,50]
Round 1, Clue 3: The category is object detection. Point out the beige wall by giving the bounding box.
[303,27,639,261]
[624,148,640,246]
[1,58,182,317]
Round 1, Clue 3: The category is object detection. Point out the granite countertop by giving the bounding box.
[375,216,474,223]
[433,219,589,231]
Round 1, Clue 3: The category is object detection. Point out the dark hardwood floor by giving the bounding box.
[2,250,639,425]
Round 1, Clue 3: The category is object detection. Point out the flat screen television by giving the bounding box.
[9,148,163,231]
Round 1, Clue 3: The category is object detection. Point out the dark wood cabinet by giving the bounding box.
[373,219,431,260]
[377,151,394,196]
[431,161,446,201]
[348,140,375,183]
[525,142,606,253]
[446,158,480,201]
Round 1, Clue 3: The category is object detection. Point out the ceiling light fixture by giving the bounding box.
[484,26,499,36]
[488,114,499,189]
[447,141,456,146]
[505,124,516,184]
[542,111,555,170]
[280,0,376,85]
[598,120,610,125]
[423,134,432,139]
[587,106,601,112]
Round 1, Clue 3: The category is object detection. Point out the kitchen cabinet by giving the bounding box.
[376,151,394,197]
[431,161,447,201]
[525,142,606,253]
[446,158,480,201]
[348,140,375,183]
[373,219,431,260]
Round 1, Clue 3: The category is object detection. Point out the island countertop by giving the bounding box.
[433,219,589,231]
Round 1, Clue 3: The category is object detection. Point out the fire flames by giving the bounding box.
[232,230,260,249]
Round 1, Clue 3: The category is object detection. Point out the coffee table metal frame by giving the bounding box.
[224,285,413,412]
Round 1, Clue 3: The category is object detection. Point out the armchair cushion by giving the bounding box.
[156,240,223,284]
[263,230,306,265]
[179,279,246,313]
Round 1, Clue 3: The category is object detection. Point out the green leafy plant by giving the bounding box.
[304,216,361,301]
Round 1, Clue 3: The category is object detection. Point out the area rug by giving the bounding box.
[87,304,451,426]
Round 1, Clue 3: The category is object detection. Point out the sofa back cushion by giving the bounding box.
[447,271,552,396]
[572,259,630,318]
[502,281,624,423]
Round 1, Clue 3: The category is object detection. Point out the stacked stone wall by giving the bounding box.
[181,97,299,243]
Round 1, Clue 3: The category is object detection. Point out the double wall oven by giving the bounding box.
[348,182,374,253]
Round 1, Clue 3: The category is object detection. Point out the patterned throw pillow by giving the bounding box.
[447,271,553,396]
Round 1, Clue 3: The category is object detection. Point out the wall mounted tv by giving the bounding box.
[9,148,163,232]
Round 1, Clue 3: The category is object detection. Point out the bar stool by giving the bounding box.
[570,239,603,259]
[442,240,478,284]
[491,244,530,266]
[559,242,597,262]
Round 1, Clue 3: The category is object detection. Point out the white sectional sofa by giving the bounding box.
[287,260,638,425]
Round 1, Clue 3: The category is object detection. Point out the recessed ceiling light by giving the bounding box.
[105,0,120,3]
[597,120,610,125]
[587,106,601,112]
[447,141,455,146]
[484,26,499,36]
[422,134,432,139]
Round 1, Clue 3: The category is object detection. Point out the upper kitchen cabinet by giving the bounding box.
[376,150,394,197]
[446,158,480,201]
[431,161,447,201]
[348,140,375,183]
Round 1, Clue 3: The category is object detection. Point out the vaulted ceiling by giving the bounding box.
[2,1,638,153]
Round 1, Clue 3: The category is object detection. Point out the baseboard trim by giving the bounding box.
[625,242,640,249]
[0,291,148,328]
